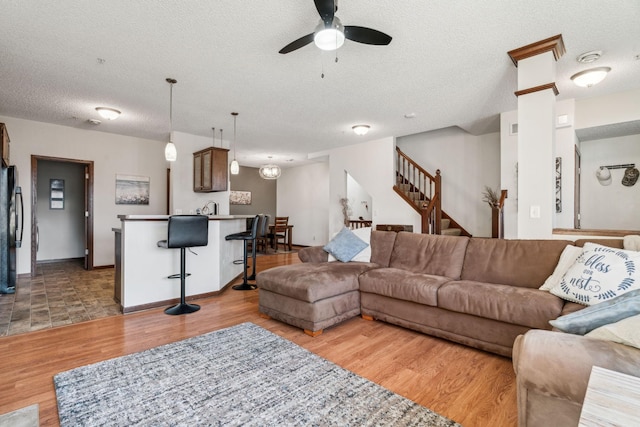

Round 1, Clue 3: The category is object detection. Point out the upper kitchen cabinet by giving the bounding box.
[1,123,9,167]
[193,147,229,192]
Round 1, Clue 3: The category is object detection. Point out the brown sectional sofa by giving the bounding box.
[257,231,639,426]
[258,230,572,357]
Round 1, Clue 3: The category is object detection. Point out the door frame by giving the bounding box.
[31,155,94,275]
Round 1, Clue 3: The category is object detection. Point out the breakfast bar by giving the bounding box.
[114,214,252,313]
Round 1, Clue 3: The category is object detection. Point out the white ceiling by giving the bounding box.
[1,1,639,168]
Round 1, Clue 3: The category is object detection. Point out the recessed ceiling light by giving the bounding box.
[87,119,101,125]
[95,107,121,120]
[404,113,416,119]
[576,50,602,64]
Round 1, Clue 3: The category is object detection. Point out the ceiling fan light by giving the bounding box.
[95,107,121,120]
[164,141,177,162]
[259,164,281,180]
[314,17,345,51]
[570,67,611,87]
[352,124,370,135]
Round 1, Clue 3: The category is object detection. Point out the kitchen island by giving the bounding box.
[114,215,252,313]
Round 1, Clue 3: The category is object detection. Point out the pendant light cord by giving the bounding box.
[232,113,238,159]
[169,83,173,131]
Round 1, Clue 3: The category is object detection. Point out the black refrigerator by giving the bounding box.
[0,165,23,294]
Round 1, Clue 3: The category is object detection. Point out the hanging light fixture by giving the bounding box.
[164,78,178,162]
[259,157,282,180]
[230,112,240,175]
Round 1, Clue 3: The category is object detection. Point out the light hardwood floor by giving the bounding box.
[0,252,517,426]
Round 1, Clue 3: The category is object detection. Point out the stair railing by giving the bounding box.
[394,147,442,234]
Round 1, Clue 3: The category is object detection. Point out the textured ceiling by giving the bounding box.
[1,1,639,167]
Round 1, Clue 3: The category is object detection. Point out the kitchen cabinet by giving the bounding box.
[193,147,229,192]
[1,123,9,167]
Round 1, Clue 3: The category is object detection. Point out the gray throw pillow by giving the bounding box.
[550,289,640,335]
[323,227,368,262]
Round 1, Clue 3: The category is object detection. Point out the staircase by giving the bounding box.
[394,147,471,237]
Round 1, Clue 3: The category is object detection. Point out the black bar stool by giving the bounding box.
[157,215,208,315]
[225,215,260,290]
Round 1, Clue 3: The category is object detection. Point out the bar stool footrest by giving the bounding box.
[168,273,192,279]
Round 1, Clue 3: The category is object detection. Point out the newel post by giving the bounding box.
[434,169,442,234]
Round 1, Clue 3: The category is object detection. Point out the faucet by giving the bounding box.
[201,200,218,215]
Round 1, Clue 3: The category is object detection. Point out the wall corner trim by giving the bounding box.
[507,34,565,67]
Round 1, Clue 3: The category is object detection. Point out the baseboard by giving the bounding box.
[121,272,244,313]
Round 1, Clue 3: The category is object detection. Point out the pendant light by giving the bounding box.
[259,156,282,180]
[230,112,240,175]
[164,78,178,162]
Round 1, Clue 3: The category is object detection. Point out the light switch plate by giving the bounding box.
[530,205,541,218]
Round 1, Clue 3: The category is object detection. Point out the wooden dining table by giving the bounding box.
[268,224,294,251]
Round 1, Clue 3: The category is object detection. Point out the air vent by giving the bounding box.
[577,50,602,63]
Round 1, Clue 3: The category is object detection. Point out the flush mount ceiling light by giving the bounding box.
[314,17,345,51]
[95,107,121,120]
[352,124,370,135]
[570,67,611,88]
[230,112,240,175]
[164,78,178,162]
[259,162,282,180]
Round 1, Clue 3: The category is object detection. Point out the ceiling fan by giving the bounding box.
[279,0,392,54]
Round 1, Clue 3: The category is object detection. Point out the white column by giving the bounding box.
[508,35,565,239]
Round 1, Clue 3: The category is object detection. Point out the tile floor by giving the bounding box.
[0,260,121,337]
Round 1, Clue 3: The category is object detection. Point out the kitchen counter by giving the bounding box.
[114,215,253,312]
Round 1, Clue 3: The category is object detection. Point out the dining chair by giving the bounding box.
[269,216,289,252]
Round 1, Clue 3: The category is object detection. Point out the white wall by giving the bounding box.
[397,127,500,237]
[501,98,578,237]
[2,115,167,273]
[169,131,231,216]
[554,99,577,229]
[36,160,85,261]
[580,134,640,230]
[276,162,330,246]
[347,173,372,221]
[328,137,420,237]
[500,110,518,239]
[575,88,640,129]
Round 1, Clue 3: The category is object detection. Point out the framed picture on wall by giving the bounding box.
[230,190,251,205]
[115,174,150,205]
[50,179,64,209]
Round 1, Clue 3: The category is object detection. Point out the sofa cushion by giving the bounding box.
[540,245,584,291]
[370,230,398,267]
[438,280,565,329]
[359,268,451,306]
[550,289,640,335]
[323,227,369,262]
[550,243,640,305]
[388,232,469,279]
[257,262,377,303]
[586,313,640,350]
[460,238,571,289]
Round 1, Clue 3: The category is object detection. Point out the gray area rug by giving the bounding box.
[0,404,39,427]
[54,322,461,426]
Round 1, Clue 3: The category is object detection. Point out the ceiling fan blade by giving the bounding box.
[279,33,315,54]
[344,26,392,45]
[314,0,335,26]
